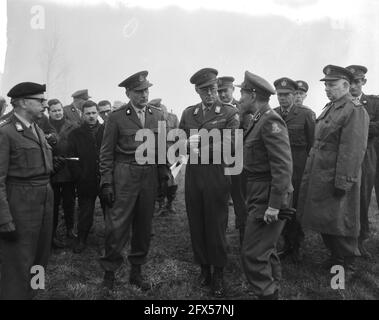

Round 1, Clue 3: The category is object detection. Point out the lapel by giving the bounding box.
[317,102,334,120]
[144,106,156,129]
[11,114,40,145]
[360,93,369,107]
[191,103,204,127]
[201,102,222,127]
[125,102,143,129]
[285,105,299,122]
[243,104,270,139]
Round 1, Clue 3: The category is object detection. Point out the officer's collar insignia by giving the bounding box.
[281,80,287,87]
[254,112,261,122]
[71,107,76,112]
[194,107,199,115]
[126,108,131,115]
[148,107,152,114]
[15,122,24,132]
[363,100,367,104]
[215,106,221,114]
[272,122,282,133]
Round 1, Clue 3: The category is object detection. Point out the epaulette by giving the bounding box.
[0,117,11,127]
[148,105,162,111]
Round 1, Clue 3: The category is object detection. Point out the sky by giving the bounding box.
[1,0,378,115]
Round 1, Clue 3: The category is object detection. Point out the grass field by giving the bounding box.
[37,171,379,300]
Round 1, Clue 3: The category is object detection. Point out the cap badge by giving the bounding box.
[325,67,331,75]
[298,82,303,87]
[139,74,145,82]
[281,80,287,87]
[350,68,355,73]
[15,122,23,132]
[215,106,221,114]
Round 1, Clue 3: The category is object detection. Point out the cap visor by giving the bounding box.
[196,79,218,89]
[276,89,294,94]
[133,82,153,90]
[320,76,341,82]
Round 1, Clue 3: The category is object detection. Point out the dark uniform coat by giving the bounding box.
[179,101,239,267]
[99,103,164,271]
[298,94,369,238]
[63,103,82,126]
[0,113,53,299]
[241,104,293,297]
[359,94,379,240]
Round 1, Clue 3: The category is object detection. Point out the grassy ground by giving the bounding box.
[37,171,379,300]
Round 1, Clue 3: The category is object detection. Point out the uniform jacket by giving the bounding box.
[298,94,369,237]
[243,104,293,209]
[50,119,78,183]
[361,94,379,145]
[0,114,53,225]
[179,101,240,165]
[100,102,165,187]
[63,103,82,126]
[67,122,104,196]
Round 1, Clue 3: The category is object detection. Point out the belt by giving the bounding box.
[244,170,272,182]
[115,153,156,166]
[6,176,50,186]
[312,141,337,152]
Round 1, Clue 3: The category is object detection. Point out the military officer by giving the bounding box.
[179,68,239,298]
[298,65,369,271]
[63,89,91,125]
[149,98,179,216]
[346,65,379,259]
[217,76,248,246]
[294,80,310,108]
[99,71,165,291]
[0,82,59,299]
[273,77,316,262]
[239,71,293,300]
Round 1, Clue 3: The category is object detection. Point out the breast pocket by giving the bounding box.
[244,139,267,168]
[15,145,43,168]
[288,124,306,146]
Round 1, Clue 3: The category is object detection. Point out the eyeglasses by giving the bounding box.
[198,86,218,94]
[23,97,48,104]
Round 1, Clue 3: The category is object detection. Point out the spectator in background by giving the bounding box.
[68,100,105,254]
[63,89,91,126]
[112,100,124,111]
[98,100,112,123]
[0,97,8,117]
[48,99,78,248]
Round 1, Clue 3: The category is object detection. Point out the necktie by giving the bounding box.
[31,123,39,140]
[282,109,288,119]
[204,106,210,115]
[137,109,145,127]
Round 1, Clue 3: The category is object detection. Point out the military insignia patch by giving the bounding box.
[363,100,367,105]
[15,122,23,132]
[194,108,199,115]
[215,106,221,114]
[272,122,282,133]
[148,107,152,114]
[254,112,261,122]
[71,107,76,112]
[234,113,240,121]
[126,108,131,115]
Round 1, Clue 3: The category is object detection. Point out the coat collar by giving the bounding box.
[244,103,270,139]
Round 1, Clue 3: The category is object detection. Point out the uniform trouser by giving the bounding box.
[185,164,230,268]
[52,182,75,235]
[77,194,97,241]
[241,179,286,297]
[157,172,178,203]
[99,163,157,272]
[282,147,307,250]
[0,182,53,300]
[359,144,377,241]
[230,173,248,230]
[321,234,360,262]
[375,145,379,210]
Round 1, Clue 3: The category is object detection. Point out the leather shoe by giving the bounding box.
[198,265,212,287]
[103,271,115,290]
[212,268,225,298]
[129,265,150,291]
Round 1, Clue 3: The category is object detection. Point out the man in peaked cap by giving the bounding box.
[298,65,369,272]
[99,71,165,291]
[294,80,310,108]
[273,78,316,263]
[0,82,64,299]
[217,76,248,246]
[238,71,293,300]
[346,65,379,259]
[63,89,91,125]
[149,98,180,216]
[179,68,239,297]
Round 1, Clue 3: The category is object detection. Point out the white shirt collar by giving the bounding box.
[14,112,32,128]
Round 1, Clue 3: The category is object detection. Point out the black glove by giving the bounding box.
[46,133,58,146]
[0,221,17,242]
[100,184,115,208]
[334,187,346,198]
[53,156,66,173]
[278,208,296,221]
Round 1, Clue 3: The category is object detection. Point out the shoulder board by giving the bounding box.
[185,104,199,111]
[148,105,161,111]
[0,117,11,127]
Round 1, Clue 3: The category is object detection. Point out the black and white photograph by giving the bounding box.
[0,0,379,304]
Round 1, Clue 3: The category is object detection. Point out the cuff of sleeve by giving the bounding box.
[268,192,283,210]
[0,207,13,226]
[100,176,113,188]
[335,175,356,191]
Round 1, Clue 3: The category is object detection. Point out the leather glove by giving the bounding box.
[333,187,346,198]
[46,133,58,146]
[264,207,279,224]
[0,221,17,242]
[278,208,296,221]
[53,156,66,173]
[100,184,115,208]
